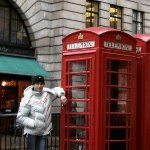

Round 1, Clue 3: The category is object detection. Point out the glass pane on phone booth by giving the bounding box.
[71,88,89,99]
[70,60,90,72]
[106,59,131,150]
[71,101,88,113]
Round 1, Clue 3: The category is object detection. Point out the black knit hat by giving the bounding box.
[33,75,45,84]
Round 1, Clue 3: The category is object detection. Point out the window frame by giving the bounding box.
[132,10,143,34]
[86,0,99,27]
[109,5,122,30]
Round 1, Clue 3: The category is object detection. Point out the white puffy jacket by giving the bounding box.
[17,85,65,135]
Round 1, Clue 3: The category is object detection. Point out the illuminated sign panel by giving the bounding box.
[104,41,132,51]
[67,41,95,50]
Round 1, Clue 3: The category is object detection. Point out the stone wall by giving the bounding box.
[9,0,150,112]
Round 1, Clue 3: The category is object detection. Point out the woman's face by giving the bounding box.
[34,82,44,92]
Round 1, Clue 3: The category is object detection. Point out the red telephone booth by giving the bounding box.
[134,34,150,150]
[61,27,137,150]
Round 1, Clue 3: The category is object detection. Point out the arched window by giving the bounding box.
[0,0,30,47]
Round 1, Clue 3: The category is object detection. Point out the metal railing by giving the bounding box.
[0,113,60,150]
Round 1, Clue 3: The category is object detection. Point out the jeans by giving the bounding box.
[26,134,47,150]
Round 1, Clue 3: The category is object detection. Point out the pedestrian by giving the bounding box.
[17,75,67,150]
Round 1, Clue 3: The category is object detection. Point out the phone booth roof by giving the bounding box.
[133,34,150,53]
[63,27,136,54]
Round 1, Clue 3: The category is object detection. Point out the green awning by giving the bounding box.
[0,55,48,77]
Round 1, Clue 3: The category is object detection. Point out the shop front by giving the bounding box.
[0,54,48,113]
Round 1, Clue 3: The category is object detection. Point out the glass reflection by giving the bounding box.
[71,101,87,112]
[71,88,86,99]
[70,60,86,72]
[71,74,87,86]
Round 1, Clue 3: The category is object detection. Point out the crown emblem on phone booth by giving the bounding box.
[116,34,121,41]
[78,33,83,40]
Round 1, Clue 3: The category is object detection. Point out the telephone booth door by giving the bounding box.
[61,53,96,150]
[102,54,137,150]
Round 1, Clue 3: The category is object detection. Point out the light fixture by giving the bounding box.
[2,81,6,86]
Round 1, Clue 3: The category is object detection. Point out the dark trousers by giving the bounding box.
[26,134,47,150]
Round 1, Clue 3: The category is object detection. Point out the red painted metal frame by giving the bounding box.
[133,34,150,150]
[61,27,137,150]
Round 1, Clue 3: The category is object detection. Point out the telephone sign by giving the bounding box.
[67,41,95,50]
[103,41,132,51]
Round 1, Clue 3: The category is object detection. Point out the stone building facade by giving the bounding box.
[11,0,150,85]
